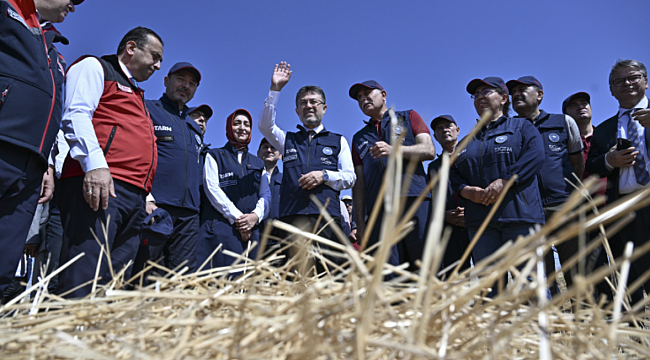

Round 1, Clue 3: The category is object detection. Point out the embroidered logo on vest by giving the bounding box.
[495,135,508,144]
[117,83,133,93]
[548,133,560,142]
[322,147,333,155]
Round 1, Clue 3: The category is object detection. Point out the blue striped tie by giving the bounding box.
[626,108,650,186]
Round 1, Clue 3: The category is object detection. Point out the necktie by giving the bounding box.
[308,130,316,143]
[626,108,650,186]
[130,77,138,88]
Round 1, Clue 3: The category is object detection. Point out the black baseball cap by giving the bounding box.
[168,62,201,84]
[430,115,457,130]
[188,104,213,119]
[349,80,385,100]
[506,76,543,92]
[466,77,508,95]
[562,92,591,114]
[73,0,84,4]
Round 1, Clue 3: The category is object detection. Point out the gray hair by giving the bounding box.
[609,59,647,84]
[295,85,326,107]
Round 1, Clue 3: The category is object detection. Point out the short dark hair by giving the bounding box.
[495,87,511,117]
[295,85,326,107]
[609,59,647,85]
[116,27,164,55]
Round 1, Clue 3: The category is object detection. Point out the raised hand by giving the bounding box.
[270,61,292,92]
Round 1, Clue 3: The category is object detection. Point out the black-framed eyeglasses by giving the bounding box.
[471,88,496,99]
[298,99,325,107]
[611,74,645,87]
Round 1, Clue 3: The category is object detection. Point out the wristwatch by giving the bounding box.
[322,170,329,182]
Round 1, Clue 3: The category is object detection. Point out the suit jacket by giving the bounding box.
[586,106,650,203]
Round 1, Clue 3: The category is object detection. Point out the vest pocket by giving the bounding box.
[0,77,14,111]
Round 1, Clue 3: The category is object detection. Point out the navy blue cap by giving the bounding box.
[430,115,457,130]
[188,104,213,119]
[506,76,543,92]
[141,208,173,246]
[349,80,385,100]
[73,0,84,4]
[466,77,508,95]
[168,62,201,84]
[562,92,590,114]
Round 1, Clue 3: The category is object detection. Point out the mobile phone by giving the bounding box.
[617,138,632,150]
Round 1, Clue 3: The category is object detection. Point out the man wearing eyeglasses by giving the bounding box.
[507,75,584,296]
[258,62,355,249]
[348,80,435,271]
[587,59,650,305]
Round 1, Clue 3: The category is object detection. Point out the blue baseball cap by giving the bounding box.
[168,62,201,84]
[466,77,508,95]
[430,115,457,130]
[188,104,213,119]
[506,76,543,92]
[562,92,590,114]
[349,80,385,100]
[141,208,173,246]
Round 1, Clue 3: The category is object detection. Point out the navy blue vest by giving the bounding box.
[280,126,342,219]
[147,94,203,212]
[352,109,430,215]
[528,111,572,207]
[260,167,282,233]
[0,1,55,162]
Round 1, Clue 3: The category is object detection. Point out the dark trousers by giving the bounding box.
[441,226,472,274]
[0,142,44,302]
[135,205,199,275]
[56,176,146,298]
[42,180,64,292]
[606,205,650,304]
[469,223,534,297]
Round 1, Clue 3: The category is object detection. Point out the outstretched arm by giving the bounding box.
[259,62,293,153]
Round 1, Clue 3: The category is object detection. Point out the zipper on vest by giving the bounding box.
[38,29,56,155]
[181,118,188,207]
[142,93,155,189]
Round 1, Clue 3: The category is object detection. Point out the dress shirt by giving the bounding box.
[604,97,649,194]
[259,90,356,191]
[61,57,135,173]
[203,151,267,225]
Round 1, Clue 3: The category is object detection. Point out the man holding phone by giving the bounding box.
[586,59,650,305]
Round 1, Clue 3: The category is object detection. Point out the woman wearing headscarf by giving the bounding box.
[197,109,270,269]
[450,77,545,296]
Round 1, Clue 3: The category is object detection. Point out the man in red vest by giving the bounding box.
[56,27,164,297]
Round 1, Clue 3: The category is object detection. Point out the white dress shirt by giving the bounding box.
[62,57,135,173]
[613,96,650,194]
[203,151,267,225]
[258,90,356,190]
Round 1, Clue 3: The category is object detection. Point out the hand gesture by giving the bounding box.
[298,170,324,190]
[270,61,292,92]
[481,179,506,206]
[370,141,392,158]
[235,213,259,233]
[633,109,650,128]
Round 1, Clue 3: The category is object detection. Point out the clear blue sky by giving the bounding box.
[58,0,649,195]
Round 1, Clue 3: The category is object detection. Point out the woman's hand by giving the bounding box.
[235,213,259,232]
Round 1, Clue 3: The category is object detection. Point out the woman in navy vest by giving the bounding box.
[450,77,545,297]
[196,109,270,270]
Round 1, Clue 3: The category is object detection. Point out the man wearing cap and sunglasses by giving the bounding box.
[56,27,164,297]
[0,0,82,302]
[587,59,650,305]
[140,62,205,274]
[349,80,435,271]
[188,104,213,136]
[507,75,584,296]
[428,115,471,273]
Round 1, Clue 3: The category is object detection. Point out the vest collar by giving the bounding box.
[160,93,188,117]
[296,124,328,136]
[102,54,143,92]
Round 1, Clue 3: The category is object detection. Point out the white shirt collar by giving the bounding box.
[618,96,648,117]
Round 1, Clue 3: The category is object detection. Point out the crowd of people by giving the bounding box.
[2,0,650,305]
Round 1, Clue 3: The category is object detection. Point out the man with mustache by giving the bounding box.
[140,63,204,274]
[258,62,355,250]
[57,27,164,297]
[587,59,650,305]
[507,76,584,296]
[349,80,435,271]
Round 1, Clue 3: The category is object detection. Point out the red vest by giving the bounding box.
[61,55,157,192]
